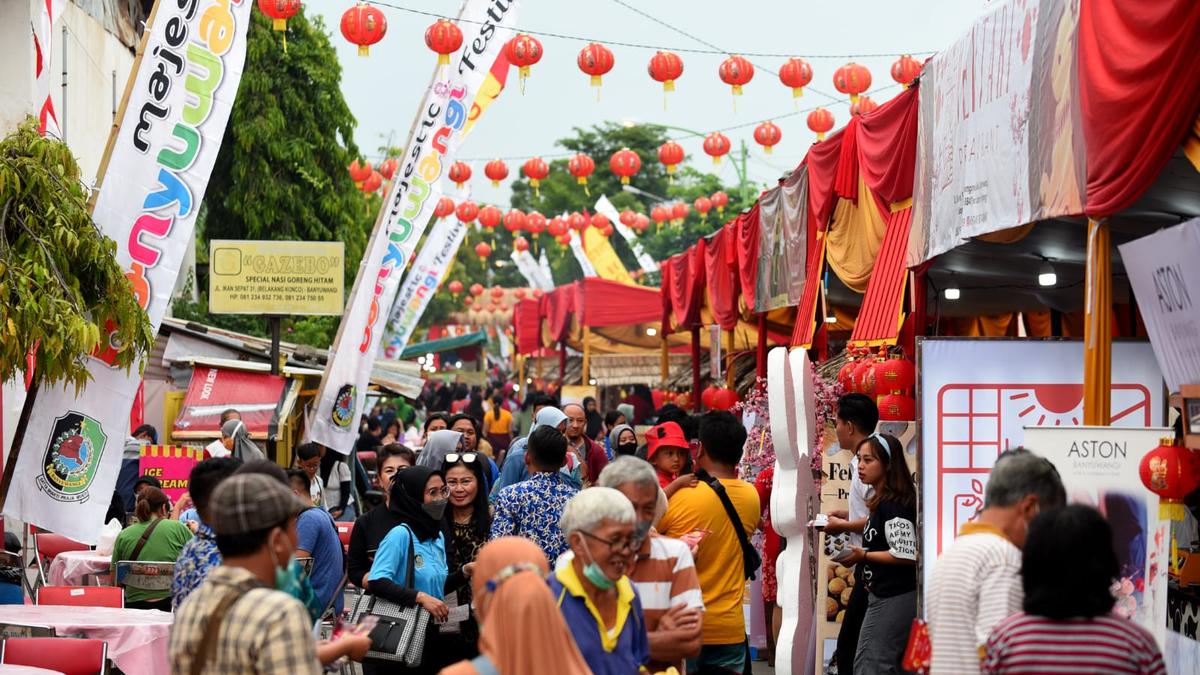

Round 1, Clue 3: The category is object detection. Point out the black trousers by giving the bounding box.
[835,563,869,675]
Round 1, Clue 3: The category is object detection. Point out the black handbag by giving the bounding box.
[695,470,763,580]
[349,526,431,667]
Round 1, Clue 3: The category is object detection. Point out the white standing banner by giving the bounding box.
[511,249,553,291]
[909,0,1085,265]
[309,0,519,454]
[1023,426,1170,647]
[594,195,656,272]
[1119,217,1200,392]
[7,0,253,543]
[568,229,598,277]
[917,339,1164,594]
[538,248,554,286]
[381,216,469,359]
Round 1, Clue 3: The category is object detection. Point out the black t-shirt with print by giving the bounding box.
[861,499,918,597]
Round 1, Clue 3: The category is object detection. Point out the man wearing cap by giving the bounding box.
[170,474,368,673]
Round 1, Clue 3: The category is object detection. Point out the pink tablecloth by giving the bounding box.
[46,550,111,587]
[0,666,65,674]
[0,605,171,673]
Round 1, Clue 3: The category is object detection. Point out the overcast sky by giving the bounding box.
[304,0,991,208]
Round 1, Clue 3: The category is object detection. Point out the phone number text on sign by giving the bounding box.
[209,240,345,315]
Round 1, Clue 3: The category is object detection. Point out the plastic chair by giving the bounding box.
[335,522,354,551]
[1,637,108,675]
[37,585,124,608]
[297,556,315,576]
[33,533,89,588]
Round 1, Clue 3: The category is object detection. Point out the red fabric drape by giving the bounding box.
[513,299,541,355]
[1079,0,1200,215]
[664,241,706,329]
[848,206,913,346]
[734,204,760,311]
[542,285,575,345]
[834,116,861,202]
[857,85,920,204]
[704,225,740,331]
[806,129,845,231]
[660,260,674,334]
[576,277,662,327]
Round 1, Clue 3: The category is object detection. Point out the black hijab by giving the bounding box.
[388,465,444,542]
[583,396,603,439]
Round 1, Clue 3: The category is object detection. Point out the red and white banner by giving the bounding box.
[35,0,66,137]
[6,0,253,543]
[309,0,520,454]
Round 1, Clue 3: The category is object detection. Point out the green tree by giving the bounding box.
[0,118,152,392]
[180,9,373,346]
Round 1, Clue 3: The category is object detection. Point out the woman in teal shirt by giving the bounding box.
[368,465,451,674]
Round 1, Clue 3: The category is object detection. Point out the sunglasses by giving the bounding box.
[445,452,479,464]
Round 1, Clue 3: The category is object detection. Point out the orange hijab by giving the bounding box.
[439,537,592,675]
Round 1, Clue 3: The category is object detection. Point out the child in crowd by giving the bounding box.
[646,422,690,494]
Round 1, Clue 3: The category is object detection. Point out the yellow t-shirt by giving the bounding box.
[482,408,513,435]
[658,477,761,645]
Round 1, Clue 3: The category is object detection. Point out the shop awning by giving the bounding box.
[400,331,488,359]
[172,366,300,441]
[849,206,914,347]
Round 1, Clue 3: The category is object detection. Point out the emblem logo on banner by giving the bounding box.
[36,412,107,504]
[332,385,357,428]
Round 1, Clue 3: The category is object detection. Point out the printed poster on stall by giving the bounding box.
[1023,426,1170,647]
[917,339,1165,594]
[138,445,204,502]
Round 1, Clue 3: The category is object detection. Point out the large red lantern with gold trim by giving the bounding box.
[807,108,835,141]
[703,132,731,165]
[456,200,479,225]
[610,148,641,185]
[779,57,813,98]
[503,209,526,234]
[348,160,372,187]
[874,357,916,394]
[504,33,543,91]
[878,394,916,421]
[568,153,595,193]
[474,242,492,262]
[891,54,922,89]
[484,159,509,187]
[478,205,502,232]
[525,211,547,239]
[340,2,387,57]
[1139,439,1200,520]
[833,62,872,102]
[522,157,549,193]
[658,141,685,178]
[424,19,462,66]
[711,191,729,216]
[578,43,615,90]
[433,197,455,219]
[718,55,754,96]
[648,50,684,93]
[259,0,301,32]
[548,216,568,238]
[753,121,782,154]
[448,161,472,189]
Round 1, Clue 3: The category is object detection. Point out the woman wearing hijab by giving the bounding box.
[607,424,639,458]
[439,452,492,663]
[417,429,466,470]
[582,397,604,441]
[368,465,452,675]
[438,537,592,675]
[219,419,264,461]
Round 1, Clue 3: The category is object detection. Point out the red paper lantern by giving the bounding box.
[850,96,879,116]
[378,158,398,180]
[548,216,568,238]
[703,132,731,165]
[340,2,387,57]
[648,50,684,93]
[693,197,712,220]
[513,236,530,253]
[711,191,729,216]
[360,170,382,193]
[424,19,463,66]
[472,302,483,312]
[753,121,782,154]
[525,211,547,238]
[671,202,689,223]
[619,210,638,229]
[853,358,878,396]
[635,213,650,232]
[1139,440,1200,520]
[590,213,609,230]
[522,157,549,190]
[568,153,595,191]
[807,108,835,141]
[469,283,484,297]
[505,33,544,90]
[651,206,669,228]
[578,42,615,88]
[701,386,720,409]
[601,224,614,237]
[718,55,754,96]
[874,357,916,393]
[568,212,588,232]
[490,287,505,301]
[484,159,509,187]
[610,148,641,185]
[503,209,526,233]
[658,141,685,177]
[448,280,463,295]
[710,387,740,411]
[556,234,572,246]
[837,360,857,392]
[779,57,813,98]
[348,159,372,186]
[833,62,872,102]
[891,54,922,89]
[878,393,916,421]
[478,205,502,231]
[514,289,527,300]
[456,200,479,225]
[259,0,300,32]
[532,289,545,299]
[474,242,492,261]
[448,161,472,188]
[433,196,455,219]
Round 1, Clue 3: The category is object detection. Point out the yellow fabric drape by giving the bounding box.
[1024,311,1053,338]
[582,227,635,285]
[1084,218,1112,425]
[1184,112,1200,173]
[975,223,1035,244]
[825,176,887,293]
[952,314,1017,337]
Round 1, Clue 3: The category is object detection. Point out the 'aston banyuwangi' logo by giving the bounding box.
[35,412,106,503]
[332,384,357,429]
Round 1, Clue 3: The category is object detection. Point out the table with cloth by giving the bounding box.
[0,666,66,674]
[46,551,111,587]
[0,605,171,673]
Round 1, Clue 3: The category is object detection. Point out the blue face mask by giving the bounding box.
[271,531,324,623]
[576,534,615,590]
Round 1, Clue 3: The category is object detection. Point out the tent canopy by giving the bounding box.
[400,330,489,359]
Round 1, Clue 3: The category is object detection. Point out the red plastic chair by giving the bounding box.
[37,586,124,608]
[1,637,108,675]
[335,521,354,551]
[33,533,90,587]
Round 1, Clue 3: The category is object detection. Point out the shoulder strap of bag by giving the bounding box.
[129,516,164,562]
[695,470,754,557]
[191,584,251,675]
[403,524,416,589]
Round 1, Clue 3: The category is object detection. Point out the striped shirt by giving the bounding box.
[927,522,1023,675]
[983,612,1166,675]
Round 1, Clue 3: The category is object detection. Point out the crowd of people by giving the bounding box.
[96,379,1168,674]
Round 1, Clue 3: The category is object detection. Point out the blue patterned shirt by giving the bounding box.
[172,522,222,609]
[489,471,579,563]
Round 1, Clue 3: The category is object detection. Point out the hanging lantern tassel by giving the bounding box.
[531,179,540,198]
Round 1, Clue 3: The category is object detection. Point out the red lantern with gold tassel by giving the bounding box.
[851,96,879,117]
[1139,439,1200,520]
[484,159,509,187]
[340,2,387,57]
[878,393,916,421]
[693,197,712,221]
[568,153,595,194]
[504,33,543,92]
[448,161,472,189]
[522,157,549,195]
[718,55,754,96]
[578,43,615,94]
[503,209,526,234]
[448,280,463,295]
[833,62,872,102]
[378,158,397,180]
[651,206,669,231]
[753,121,782,154]
[547,216,568,239]
[478,205,502,233]
[348,160,372,187]
[711,191,729,216]
[658,141,685,181]
[703,132,731,165]
[648,50,684,92]
[259,0,301,32]
[424,19,463,66]
[807,108,835,141]
[456,200,479,226]
[610,148,641,185]
[671,202,689,225]
[474,242,492,263]
[433,196,455,219]
[891,54,922,89]
[779,57,813,98]
[874,356,916,394]
[525,211,547,240]
[513,237,530,253]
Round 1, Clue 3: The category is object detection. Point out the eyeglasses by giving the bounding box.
[580,530,636,553]
[445,453,479,464]
[425,486,450,499]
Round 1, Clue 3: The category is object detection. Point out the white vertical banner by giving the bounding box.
[35,0,67,137]
[538,248,554,286]
[381,216,469,359]
[594,195,656,272]
[511,249,553,290]
[7,0,253,543]
[568,229,597,277]
[309,0,520,454]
